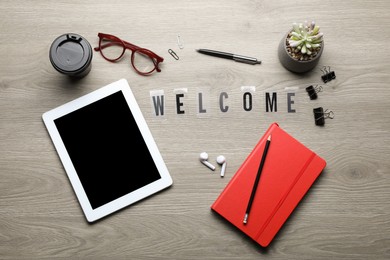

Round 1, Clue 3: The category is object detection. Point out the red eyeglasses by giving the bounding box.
[94,33,164,76]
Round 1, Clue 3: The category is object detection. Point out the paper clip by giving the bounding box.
[177,34,184,49]
[168,49,179,60]
[321,66,336,83]
[313,107,334,126]
[306,85,323,100]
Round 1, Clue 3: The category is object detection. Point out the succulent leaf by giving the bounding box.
[289,40,302,47]
[301,45,307,54]
[312,26,320,35]
[291,32,301,39]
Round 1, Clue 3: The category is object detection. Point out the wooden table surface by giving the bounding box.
[1,0,389,259]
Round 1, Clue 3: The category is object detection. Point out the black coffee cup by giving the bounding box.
[49,33,93,78]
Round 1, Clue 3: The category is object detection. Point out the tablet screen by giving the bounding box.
[54,90,161,209]
[43,79,172,222]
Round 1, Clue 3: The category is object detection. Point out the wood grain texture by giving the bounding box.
[1,0,389,259]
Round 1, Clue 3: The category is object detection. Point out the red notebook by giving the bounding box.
[211,122,326,247]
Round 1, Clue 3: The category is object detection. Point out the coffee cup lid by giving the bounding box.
[49,33,92,75]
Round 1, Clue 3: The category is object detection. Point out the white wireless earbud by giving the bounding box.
[199,152,216,171]
[216,155,226,177]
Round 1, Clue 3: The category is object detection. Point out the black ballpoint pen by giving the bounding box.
[243,134,271,224]
[196,49,261,65]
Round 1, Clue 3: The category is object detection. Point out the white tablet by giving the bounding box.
[42,79,173,222]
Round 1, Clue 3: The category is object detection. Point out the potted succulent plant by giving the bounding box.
[278,21,324,73]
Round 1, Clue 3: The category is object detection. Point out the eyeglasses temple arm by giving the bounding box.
[94,42,122,51]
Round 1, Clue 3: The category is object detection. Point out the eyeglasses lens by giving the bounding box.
[100,37,124,61]
[133,50,156,74]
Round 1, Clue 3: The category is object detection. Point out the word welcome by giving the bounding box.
[150,88,297,117]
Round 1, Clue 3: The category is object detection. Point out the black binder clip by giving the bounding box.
[321,66,336,83]
[313,107,334,126]
[306,85,323,100]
